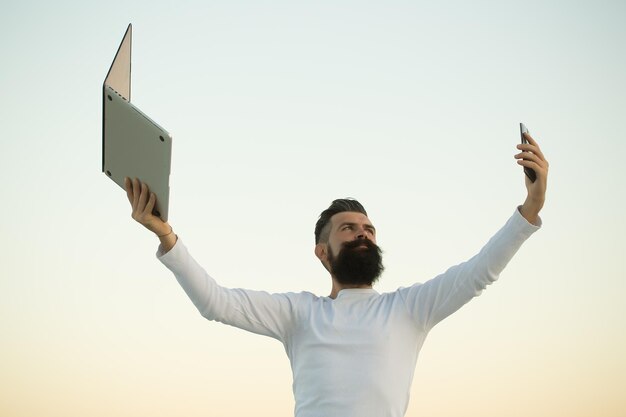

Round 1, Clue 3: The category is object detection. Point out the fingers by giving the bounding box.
[145,192,157,216]
[127,178,155,219]
[516,158,542,173]
[132,178,141,210]
[123,177,167,235]
[138,181,149,212]
[523,132,538,146]
[514,150,541,165]
[514,134,549,190]
[515,150,548,174]
[516,133,548,171]
[124,177,133,204]
[518,133,546,161]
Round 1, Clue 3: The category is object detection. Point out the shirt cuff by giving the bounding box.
[156,237,183,259]
[516,205,542,229]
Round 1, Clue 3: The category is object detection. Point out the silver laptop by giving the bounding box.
[103,24,172,221]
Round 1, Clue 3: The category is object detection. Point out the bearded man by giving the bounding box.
[124,133,548,417]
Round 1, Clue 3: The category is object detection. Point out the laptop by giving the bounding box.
[102,24,172,221]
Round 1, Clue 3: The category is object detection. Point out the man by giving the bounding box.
[124,133,548,417]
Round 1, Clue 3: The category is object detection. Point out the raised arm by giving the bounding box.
[124,177,177,252]
[399,135,549,330]
[123,177,298,341]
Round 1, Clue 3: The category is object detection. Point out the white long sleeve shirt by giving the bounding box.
[158,209,540,417]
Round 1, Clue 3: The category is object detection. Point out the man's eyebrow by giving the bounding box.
[337,222,376,231]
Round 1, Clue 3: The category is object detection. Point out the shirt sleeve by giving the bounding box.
[157,239,299,342]
[397,207,541,331]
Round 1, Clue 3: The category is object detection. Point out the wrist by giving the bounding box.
[156,224,173,237]
[524,194,544,210]
[520,197,544,225]
[156,223,177,253]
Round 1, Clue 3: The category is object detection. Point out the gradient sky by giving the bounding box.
[1,1,625,416]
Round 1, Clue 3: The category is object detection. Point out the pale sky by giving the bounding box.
[1,1,625,416]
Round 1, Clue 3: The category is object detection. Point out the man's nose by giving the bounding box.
[356,228,369,240]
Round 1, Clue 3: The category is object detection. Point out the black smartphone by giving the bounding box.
[519,123,536,183]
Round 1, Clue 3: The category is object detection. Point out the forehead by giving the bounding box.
[329,211,373,228]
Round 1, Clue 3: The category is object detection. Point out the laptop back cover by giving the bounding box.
[102,24,172,221]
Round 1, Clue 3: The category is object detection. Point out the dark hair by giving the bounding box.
[315,198,368,244]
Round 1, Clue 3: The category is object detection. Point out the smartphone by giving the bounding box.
[519,123,536,183]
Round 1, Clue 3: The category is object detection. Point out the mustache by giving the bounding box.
[341,238,380,251]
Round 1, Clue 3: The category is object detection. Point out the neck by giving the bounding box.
[329,279,373,299]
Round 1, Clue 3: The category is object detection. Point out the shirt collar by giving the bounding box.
[335,288,378,299]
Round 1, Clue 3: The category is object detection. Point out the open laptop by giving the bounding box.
[102,24,172,221]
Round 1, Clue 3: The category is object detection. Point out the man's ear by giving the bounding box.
[315,243,331,272]
[314,243,327,262]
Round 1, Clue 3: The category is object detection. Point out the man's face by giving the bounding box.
[322,212,384,286]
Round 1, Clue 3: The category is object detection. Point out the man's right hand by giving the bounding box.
[125,177,177,251]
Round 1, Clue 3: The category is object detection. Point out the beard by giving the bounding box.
[327,239,384,286]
